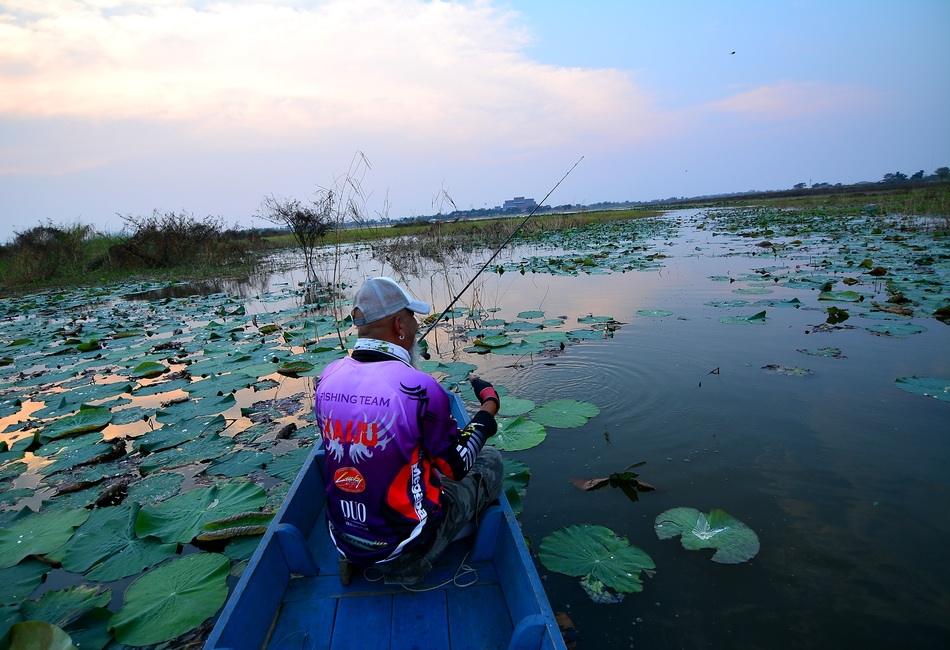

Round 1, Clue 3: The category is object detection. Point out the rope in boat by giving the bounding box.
[362,552,479,591]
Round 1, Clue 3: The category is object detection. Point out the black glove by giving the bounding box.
[470,376,500,408]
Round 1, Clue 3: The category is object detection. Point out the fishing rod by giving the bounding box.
[418,155,585,342]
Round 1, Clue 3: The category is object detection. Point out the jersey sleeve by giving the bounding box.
[420,377,497,481]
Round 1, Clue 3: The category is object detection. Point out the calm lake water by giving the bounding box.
[329,209,950,649]
[2,208,948,648]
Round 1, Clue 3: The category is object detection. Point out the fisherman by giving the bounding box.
[314,276,502,583]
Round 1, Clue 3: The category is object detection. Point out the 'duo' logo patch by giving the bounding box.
[333,467,366,494]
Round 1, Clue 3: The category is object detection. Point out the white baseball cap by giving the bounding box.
[352,277,430,326]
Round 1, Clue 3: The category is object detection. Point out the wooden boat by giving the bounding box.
[205,392,565,650]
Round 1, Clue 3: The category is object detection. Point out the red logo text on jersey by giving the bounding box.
[333,467,366,494]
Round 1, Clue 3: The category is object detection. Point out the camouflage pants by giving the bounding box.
[377,446,503,584]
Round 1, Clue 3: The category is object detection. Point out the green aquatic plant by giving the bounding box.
[654,507,760,564]
[502,459,530,516]
[894,376,950,402]
[491,417,547,451]
[531,399,600,428]
[539,525,655,602]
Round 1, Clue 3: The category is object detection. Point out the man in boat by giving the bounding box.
[315,276,503,583]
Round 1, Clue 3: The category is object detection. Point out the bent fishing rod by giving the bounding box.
[418,155,585,343]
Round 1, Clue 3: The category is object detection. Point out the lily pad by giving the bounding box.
[797,347,845,359]
[818,290,864,302]
[503,459,530,516]
[109,552,230,646]
[0,507,90,569]
[761,364,812,376]
[531,399,600,428]
[0,560,49,605]
[135,481,266,543]
[131,361,167,379]
[473,335,512,349]
[539,525,655,599]
[636,309,673,317]
[500,397,535,417]
[516,310,545,319]
[20,585,110,628]
[208,450,273,477]
[719,310,767,325]
[491,417,547,452]
[49,503,177,582]
[265,447,312,482]
[2,621,75,650]
[654,507,760,564]
[277,360,314,377]
[126,472,184,504]
[39,405,112,445]
[894,377,950,402]
[865,322,926,337]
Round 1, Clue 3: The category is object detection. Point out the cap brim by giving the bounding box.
[406,298,430,315]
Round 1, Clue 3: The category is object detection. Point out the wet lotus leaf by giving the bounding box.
[29,396,75,420]
[39,406,112,445]
[20,585,110,628]
[131,361,166,379]
[59,382,133,407]
[0,507,90,568]
[520,331,569,345]
[797,347,845,359]
[2,621,75,650]
[0,398,21,419]
[135,481,266,543]
[490,341,546,356]
[0,603,20,640]
[111,407,154,426]
[185,373,255,399]
[131,377,191,396]
[0,560,49,605]
[732,287,773,295]
[35,432,114,476]
[43,486,102,512]
[474,335,512,348]
[138,432,233,475]
[482,318,506,327]
[155,393,236,424]
[504,321,543,331]
[109,552,230,646]
[531,399,600,428]
[818,290,864,302]
[231,422,274,444]
[516,310,545,319]
[719,310,767,324]
[542,318,565,326]
[539,525,655,597]
[208,450,273,477]
[577,315,614,324]
[126,472,184,504]
[491,417,547,451]
[277,360,314,377]
[754,297,801,308]
[894,377,950,402]
[265,447,312,482]
[654,507,760,564]
[865,322,926,337]
[50,504,177,582]
[62,607,112,650]
[500,397,535,417]
[502,459,530,516]
[565,329,601,340]
[223,535,263,561]
[761,364,812,376]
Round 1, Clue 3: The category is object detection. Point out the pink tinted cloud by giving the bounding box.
[708,81,877,120]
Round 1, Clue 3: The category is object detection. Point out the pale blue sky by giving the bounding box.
[0,0,947,240]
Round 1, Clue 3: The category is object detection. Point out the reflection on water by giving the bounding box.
[123,273,275,301]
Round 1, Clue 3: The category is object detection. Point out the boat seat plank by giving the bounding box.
[390,590,450,650]
[267,595,337,650]
[330,594,393,650]
[446,584,512,650]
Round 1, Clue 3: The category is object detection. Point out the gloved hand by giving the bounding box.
[469,376,500,408]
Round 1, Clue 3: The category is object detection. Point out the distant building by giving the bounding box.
[502,196,537,212]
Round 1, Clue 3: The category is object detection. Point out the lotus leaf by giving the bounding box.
[35,433,114,476]
[636,309,673,317]
[208,450,273,477]
[865,322,926,337]
[500,397,535,417]
[2,621,75,650]
[109,552,230,646]
[0,604,21,640]
[223,535,263,561]
[0,507,90,569]
[894,377,950,402]
[39,406,112,445]
[516,310,545,319]
[265,447,311,482]
[131,361,166,379]
[761,364,812,376]
[155,393,236,424]
[818,290,863,302]
[719,310,767,324]
[126,472,184,504]
[482,318,506,327]
[654,507,760,564]
[733,287,773,295]
[277,360,314,376]
[50,504,177,582]
[131,378,191,396]
[502,459,530,516]
[0,560,49,605]
[503,321,542,331]
[20,585,110,628]
[491,417,547,451]
[797,347,845,359]
[490,341,545,356]
[111,406,154,425]
[135,481,266,543]
[474,335,512,348]
[577,315,613,323]
[63,608,112,650]
[138,432,232,474]
[539,525,655,597]
[531,399,600,428]
[565,329,601,340]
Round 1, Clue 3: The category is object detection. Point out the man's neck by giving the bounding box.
[352,337,412,366]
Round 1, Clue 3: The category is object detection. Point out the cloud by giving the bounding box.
[0,0,670,175]
[708,81,875,120]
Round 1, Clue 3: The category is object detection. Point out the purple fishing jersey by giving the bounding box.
[314,339,496,564]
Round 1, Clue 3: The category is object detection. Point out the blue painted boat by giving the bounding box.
[205,392,565,650]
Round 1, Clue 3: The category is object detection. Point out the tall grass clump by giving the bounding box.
[0,223,105,285]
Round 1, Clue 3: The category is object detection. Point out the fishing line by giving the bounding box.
[418,156,585,342]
